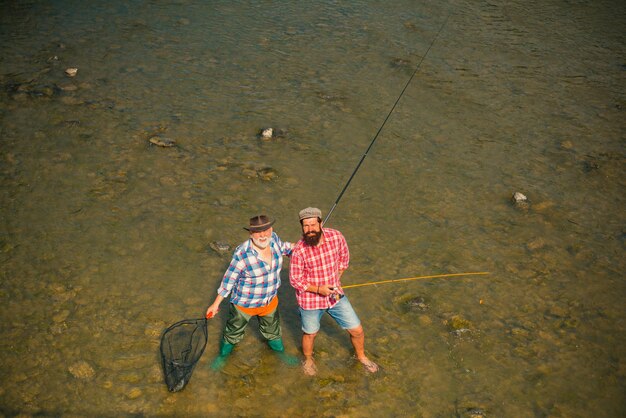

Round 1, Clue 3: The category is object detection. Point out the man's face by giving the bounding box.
[301,218,322,246]
[251,227,272,249]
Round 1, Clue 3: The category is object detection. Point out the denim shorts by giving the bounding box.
[299,296,361,334]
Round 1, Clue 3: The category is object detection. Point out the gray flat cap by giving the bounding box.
[299,207,322,221]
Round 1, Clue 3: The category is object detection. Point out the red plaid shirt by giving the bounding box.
[289,228,349,310]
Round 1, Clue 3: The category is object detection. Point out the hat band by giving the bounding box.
[247,221,273,231]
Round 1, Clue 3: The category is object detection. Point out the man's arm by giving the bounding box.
[206,255,243,317]
[289,251,309,292]
[274,232,293,257]
[337,233,350,271]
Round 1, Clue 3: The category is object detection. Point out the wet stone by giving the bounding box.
[257,167,278,181]
[447,315,473,331]
[405,296,429,311]
[57,82,78,92]
[465,408,487,418]
[526,238,546,251]
[511,327,530,337]
[450,328,472,337]
[53,309,70,323]
[582,159,600,172]
[511,191,529,210]
[209,241,231,254]
[149,135,176,147]
[316,91,346,102]
[68,361,95,380]
[259,127,273,140]
[126,387,142,399]
[391,57,412,68]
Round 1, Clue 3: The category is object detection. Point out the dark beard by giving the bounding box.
[303,230,322,246]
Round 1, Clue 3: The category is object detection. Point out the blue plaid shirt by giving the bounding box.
[217,232,293,308]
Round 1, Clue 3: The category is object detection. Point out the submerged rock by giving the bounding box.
[526,237,546,251]
[149,135,176,147]
[511,191,528,204]
[209,241,231,254]
[447,315,473,331]
[259,127,273,140]
[391,57,412,68]
[465,407,487,418]
[451,328,472,337]
[65,68,78,77]
[257,167,278,181]
[511,191,529,210]
[258,127,287,140]
[126,387,142,399]
[405,296,428,311]
[68,361,95,380]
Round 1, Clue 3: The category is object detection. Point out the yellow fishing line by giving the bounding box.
[342,272,490,289]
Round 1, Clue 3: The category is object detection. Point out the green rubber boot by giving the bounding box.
[220,340,234,356]
[267,339,284,352]
[211,340,234,371]
[268,339,299,367]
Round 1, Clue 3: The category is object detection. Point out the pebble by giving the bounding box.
[257,167,277,181]
[68,361,95,379]
[391,57,412,68]
[260,127,273,140]
[57,82,78,92]
[447,315,473,330]
[209,241,231,254]
[527,238,546,251]
[65,68,78,77]
[406,296,428,311]
[126,387,142,399]
[53,310,70,323]
[511,192,529,210]
[149,136,176,147]
[511,327,530,337]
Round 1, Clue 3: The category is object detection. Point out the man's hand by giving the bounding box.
[206,305,219,319]
[318,285,338,297]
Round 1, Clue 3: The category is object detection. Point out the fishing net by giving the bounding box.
[160,318,208,392]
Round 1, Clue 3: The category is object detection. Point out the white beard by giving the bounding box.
[252,237,269,249]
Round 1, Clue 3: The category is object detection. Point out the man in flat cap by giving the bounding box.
[289,207,378,375]
[206,214,295,369]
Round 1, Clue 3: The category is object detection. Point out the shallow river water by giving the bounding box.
[1,0,624,417]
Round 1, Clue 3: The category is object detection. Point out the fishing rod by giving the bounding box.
[323,14,451,226]
[341,272,489,289]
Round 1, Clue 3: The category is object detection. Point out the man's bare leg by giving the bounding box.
[302,332,317,376]
[347,325,379,373]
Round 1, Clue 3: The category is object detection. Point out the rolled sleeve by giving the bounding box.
[274,232,293,257]
[289,252,309,292]
[217,256,244,298]
[337,234,350,271]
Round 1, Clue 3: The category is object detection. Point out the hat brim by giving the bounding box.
[243,219,275,232]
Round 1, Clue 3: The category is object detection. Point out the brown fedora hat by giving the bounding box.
[243,215,275,232]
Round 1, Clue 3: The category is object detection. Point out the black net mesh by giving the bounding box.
[159,318,208,392]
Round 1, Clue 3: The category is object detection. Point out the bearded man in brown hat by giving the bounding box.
[206,214,295,369]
